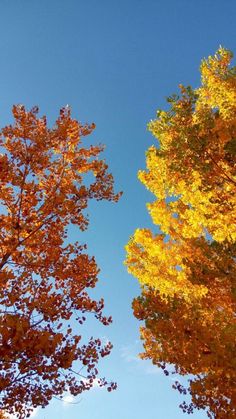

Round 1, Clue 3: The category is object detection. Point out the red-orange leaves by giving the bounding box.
[0,105,120,418]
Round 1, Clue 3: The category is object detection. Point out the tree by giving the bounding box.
[125,48,236,418]
[0,105,121,418]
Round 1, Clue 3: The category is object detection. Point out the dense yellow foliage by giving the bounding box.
[144,49,236,243]
[125,48,236,417]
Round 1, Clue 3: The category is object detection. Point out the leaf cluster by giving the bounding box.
[126,48,236,418]
[0,106,120,417]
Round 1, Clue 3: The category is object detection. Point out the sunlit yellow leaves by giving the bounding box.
[199,48,236,120]
[125,48,236,418]
[140,48,236,244]
[126,230,207,300]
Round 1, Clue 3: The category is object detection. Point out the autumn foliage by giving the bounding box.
[126,48,236,417]
[0,106,120,417]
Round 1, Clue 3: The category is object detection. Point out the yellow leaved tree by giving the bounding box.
[125,48,236,418]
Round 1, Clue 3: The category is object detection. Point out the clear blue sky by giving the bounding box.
[0,1,235,418]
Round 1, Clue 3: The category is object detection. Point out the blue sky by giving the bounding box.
[1,1,235,418]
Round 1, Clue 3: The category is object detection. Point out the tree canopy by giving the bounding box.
[125,48,236,418]
[0,106,120,418]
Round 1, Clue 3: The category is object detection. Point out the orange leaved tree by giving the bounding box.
[125,48,236,418]
[0,105,121,418]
